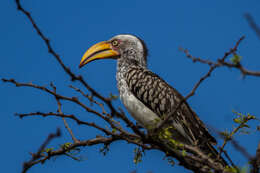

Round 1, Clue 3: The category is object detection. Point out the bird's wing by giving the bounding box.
[125,66,216,145]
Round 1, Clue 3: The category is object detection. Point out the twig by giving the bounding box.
[22,128,61,173]
[15,0,121,118]
[3,78,138,139]
[15,111,226,172]
[115,107,144,137]
[69,85,146,138]
[62,117,78,142]
[219,113,256,158]
[181,36,260,77]
[16,111,117,136]
[24,136,118,173]
[157,36,246,131]
[219,119,248,155]
[2,78,106,120]
[69,85,108,115]
[245,13,260,40]
[20,134,152,172]
[230,139,252,160]
[50,83,79,143]
[222,150,236,168]
[217,130,254,170]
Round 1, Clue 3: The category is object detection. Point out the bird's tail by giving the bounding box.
[156,126,228,168]
[200,141,228,167]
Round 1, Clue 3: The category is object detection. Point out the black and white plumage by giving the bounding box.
[79,34,226,165]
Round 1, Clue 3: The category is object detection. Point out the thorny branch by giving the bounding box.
[4,0,259,173]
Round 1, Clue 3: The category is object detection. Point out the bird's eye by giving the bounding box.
[111,40,119,47]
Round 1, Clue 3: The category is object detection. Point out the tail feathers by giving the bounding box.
[157,127,228,168]
[200,142,228,167]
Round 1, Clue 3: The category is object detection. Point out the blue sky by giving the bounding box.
[1,0,260,172]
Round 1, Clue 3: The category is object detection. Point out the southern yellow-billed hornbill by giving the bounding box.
[79,34,227,167]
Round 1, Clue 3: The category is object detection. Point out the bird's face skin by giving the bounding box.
[79,34,147,68]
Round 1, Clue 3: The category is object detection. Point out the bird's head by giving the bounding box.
[79,34,148,68]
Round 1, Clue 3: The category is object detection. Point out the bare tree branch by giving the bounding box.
[23,136,120,173]
[156,36,246,131]
[2,78,108,121]
[3,78,229,172]
[16,111,118,136]
[180,36,260,77]
[222,150,236,169]
[22,128,61,173]
[15,0,121,118]
[69,84,145,137]
[230,139,252,161]
[2,78,139,139]
[50,83,79,143]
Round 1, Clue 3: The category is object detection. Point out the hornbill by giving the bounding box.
[79,34,227,168]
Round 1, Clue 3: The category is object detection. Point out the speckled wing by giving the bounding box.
[124,66,216,145]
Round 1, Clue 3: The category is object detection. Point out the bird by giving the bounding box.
[79,34,227,166]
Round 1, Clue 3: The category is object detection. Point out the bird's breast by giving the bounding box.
[120,90,160,129]
[116,63,160,128]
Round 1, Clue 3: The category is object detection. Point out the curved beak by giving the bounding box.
[79,41,119,68]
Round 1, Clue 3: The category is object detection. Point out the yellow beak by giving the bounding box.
[79,41,119,68]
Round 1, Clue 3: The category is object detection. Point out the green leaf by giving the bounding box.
[246,114,256,120]
[45,147,54,153]
[233,118,242,124]
[230,54,242,65]
[112,128,117,133]
[224,166,239,173]
[182,149,187,156]
[220,130,230,138]
[61,142,72,150]
[109,93,118,100]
